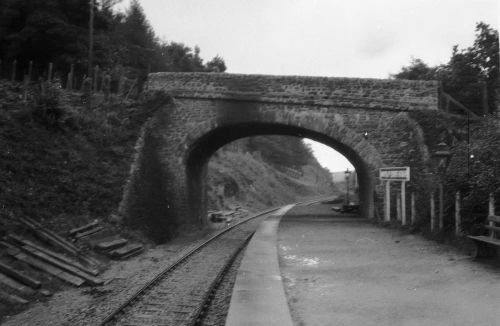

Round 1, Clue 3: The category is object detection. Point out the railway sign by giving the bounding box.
[379,167,410,181]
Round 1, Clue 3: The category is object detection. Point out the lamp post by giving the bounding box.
[432,140,452,231]
[345,168,351,206]
[88,0,94,110]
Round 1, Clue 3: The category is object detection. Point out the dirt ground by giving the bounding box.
[278,204,500,326]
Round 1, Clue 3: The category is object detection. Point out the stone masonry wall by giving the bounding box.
[148,72,439,111]
[119,73,443,242]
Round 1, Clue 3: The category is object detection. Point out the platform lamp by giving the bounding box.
[344,168,352,205]
[88,0,94,110]
[432,140,452,231]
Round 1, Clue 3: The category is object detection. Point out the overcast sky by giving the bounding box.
[118,0,499,172]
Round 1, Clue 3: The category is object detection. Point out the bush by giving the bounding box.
[31,80,66,128]
[444,116,500,234]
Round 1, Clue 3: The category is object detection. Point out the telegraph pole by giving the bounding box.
[88,0,94,110]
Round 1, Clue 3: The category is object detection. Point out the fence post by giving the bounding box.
[48,62,53,82]
[118,74,124,95]
[455,191,461,236]
[396,196,401,222]
[439,183,444,231]
[67,64,74,90]
[489,193,495,227]
[11,59,17,81]
[385,180,391,222]
[93,65,99,91]
[401,181,406,225]
[411,192,416,225]
[430,192,435,232]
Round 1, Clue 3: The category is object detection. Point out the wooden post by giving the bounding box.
[489,193,495,227]
[118,74,124,95]
[93,65,99,91]
[410,192,416,225]
[68,64,74,90]
[439,183,444,231]
[11,59,17,81]
[455,191,461,236]
[28,61,33,82]
[396,196,401,222]
[401,181,406,225]
[430,192,435,232]
[48,62,53,82]
[88,0,94,110]
[385,181,391,222]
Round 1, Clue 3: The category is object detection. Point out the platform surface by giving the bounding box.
[225,205,294,326]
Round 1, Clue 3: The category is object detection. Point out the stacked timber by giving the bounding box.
[0,216,144,306]
[69,220,143,260]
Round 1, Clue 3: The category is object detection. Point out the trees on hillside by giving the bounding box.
[0,0,226,81]
[393,22,499,115]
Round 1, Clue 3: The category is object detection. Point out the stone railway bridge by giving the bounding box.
[118,72,464,242]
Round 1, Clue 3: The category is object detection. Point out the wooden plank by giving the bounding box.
[69,220,99,236]
[19,217,79,255]
[0,273,36,296]
[484,225,500,233]
[0,291,29,305]
[7,234,99,276]
[109,244,143,260]
[0,261,41,289]
[487,215,500,223]
[19,217,100,268]
[96,238,128,251]
[7,250,85,287]
[468,235,500,247]
[0,241,17,250]
[20,216,80,252]
[74,227,104,239]
[20,246,103,286]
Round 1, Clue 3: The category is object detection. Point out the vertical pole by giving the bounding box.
[88,0,94,109]
[11,59,17,81]
[396,196,401,222]
[411,192,416,225]
[430,192,435,232]
[346,175,350,205]
[401,181,406,225]
[439,183,444,231]
[48,62,53,82]
[94,65,99,91]
[67,64,74,90]
[489,193,495,230]
[385,181,391,222]
[28,60,33,82]
[455,191,461,236]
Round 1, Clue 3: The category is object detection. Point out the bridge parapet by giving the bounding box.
[148,72,439,111]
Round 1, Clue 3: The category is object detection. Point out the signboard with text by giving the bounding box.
[379,167,410,181]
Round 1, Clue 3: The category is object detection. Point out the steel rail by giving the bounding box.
[98,206,281,325]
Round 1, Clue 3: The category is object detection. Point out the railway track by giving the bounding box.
[98,207,281,326]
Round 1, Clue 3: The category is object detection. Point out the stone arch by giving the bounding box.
[184,111,383,224]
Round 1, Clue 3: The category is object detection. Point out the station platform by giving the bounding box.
[225,205,295,326]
